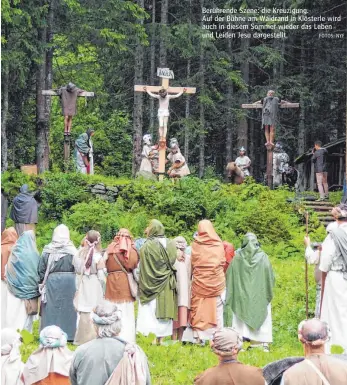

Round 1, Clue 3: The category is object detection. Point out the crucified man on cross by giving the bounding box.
[144,86,187,141]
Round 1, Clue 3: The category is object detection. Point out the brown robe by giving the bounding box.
[194,362,265,385]
[58,87,83,116]
[283,354,347,385]
[32,373,70,385]
[105,248,139,303]
[1,227,18,280]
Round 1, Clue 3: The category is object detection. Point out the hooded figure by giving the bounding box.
[10,185,38,236]
[57,82,83,117]
[1,329,24,385]
[224,233,274,352]
[74,129,95,174]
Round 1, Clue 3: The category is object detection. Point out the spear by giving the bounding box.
[305,210,309,319]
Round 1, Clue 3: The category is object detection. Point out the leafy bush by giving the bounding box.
[1,170,37,200]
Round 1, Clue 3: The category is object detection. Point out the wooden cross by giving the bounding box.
[134,68,196,181]
[42,89,94,167]
[242,101,299,188]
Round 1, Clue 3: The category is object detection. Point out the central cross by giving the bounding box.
[134,68,196,181]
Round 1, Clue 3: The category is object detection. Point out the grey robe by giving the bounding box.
[38,252,77,341]
[261,96,281,126]
[69,337,152,385]
[10,185,38,224]
[57,86,82,116]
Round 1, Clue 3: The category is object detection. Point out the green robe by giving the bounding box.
[139,220,177,321]
[224,233,275,330]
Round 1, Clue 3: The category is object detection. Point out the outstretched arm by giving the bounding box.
[168,88,186,99]
[143,86,160,99]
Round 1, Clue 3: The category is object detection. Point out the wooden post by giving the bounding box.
[64,135,70,171]
[265,143,274,188]
[134,68,196,182]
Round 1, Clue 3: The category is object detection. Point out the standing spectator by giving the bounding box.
[312,141,329,201]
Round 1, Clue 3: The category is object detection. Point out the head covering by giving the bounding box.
[224,233,275,330]
[239,146,246,153]
[174,236,187,251]
[87,128,95,138]
[143,134,151,145]
[222,241,235,273]
[139,220,177,320]
[134,238,146,252]
[1,329,23,385]
[331,204,347,219]
[107,229,136,261]
[22,326,73,385]
[9,184,38,224]
[66,82,76,92]
[1,227,18,280]
[84,230,101,269]
[195,219,222,245]
[6,230,40,299]
[42,224,77,259]
[75,132,91,154]
[275,142,283,150]
[212,328,243,356]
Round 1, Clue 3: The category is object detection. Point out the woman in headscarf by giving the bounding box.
[224,233,275,353]
[22,325,73,385]
[1,227,18,326]
[73,230,105,345]
[74,128,95,174]
[104,228,139,342]
[136,219,177,345]
[1,329,24,385]
[38,224,77,341]
[172,236,192,341]
[182,220,226,344]
[5,230,40,332]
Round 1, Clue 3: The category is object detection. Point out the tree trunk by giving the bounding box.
[159,0,168,67]
[184,58,191,161]
[36,25,50,173]
[298,40,306,191]
[225,38,234,164]
[198,0,205,178]
[132,0,145,176]
[149,0,156,137]
[237,37,249,149]
[1,60,9,171]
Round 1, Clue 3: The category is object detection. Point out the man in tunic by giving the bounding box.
[57,82,85,135]
[10,184,39,236]
[224,233,274,353]
[74,128,95,174]
[253,90,288,146]
[319,204,347,353]
[144,87,186,140]
[137,219,177,345]
[273,143,290,188]
[234,147,251,177]
[281,318,347,385]
[22,326,73,385]
[167,143,190,179]
[312,140,329,201]
[194,328,266,385]
[38,224,77,341]
[70,300,151,385]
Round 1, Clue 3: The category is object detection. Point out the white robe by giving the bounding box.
[319,222,347,354]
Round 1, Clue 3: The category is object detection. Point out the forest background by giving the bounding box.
[1,0,346,179]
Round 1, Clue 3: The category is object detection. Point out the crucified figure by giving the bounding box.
[144,86,186,141]
[253,90,291,146]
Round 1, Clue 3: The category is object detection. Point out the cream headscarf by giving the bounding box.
[1,328,23,385]
[22,326,73,385]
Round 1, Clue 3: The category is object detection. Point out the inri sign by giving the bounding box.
[157,68,174,79]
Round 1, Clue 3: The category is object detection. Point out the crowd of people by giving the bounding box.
[1,191,347,383]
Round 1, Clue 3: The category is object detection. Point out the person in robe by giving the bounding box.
[139,134,154,177]
[194,328,266,385]
[104,229,139,343]
[1,227,18,326]
[234,147,251,177]
[281,318,347,385]
[224,232,275,353]
[319,204,347,353]
[57,82,85,135]
[70,300,151,385]
[304,221,337,318]
[223,241,235,273]
[74,128,95,175]
[149,144,159,173]
[273,143,290,188]
[183,220,226,344]
[10,185,38,236]
[22,325,73,385]
[38,224,77,341]
[73,230,105,345]
[167,143,190,179]
[1,329,24,385]
[137,219,177,345]
[5,230,40,332]
[2,188,9,233]
[172,236,192,341]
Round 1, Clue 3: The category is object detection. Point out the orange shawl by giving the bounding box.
[1,227,18,280]
[190,220,225,331]
[107,229,136,261]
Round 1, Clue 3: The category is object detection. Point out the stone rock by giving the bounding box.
[95,194,109,201]
[106,186,118,193]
